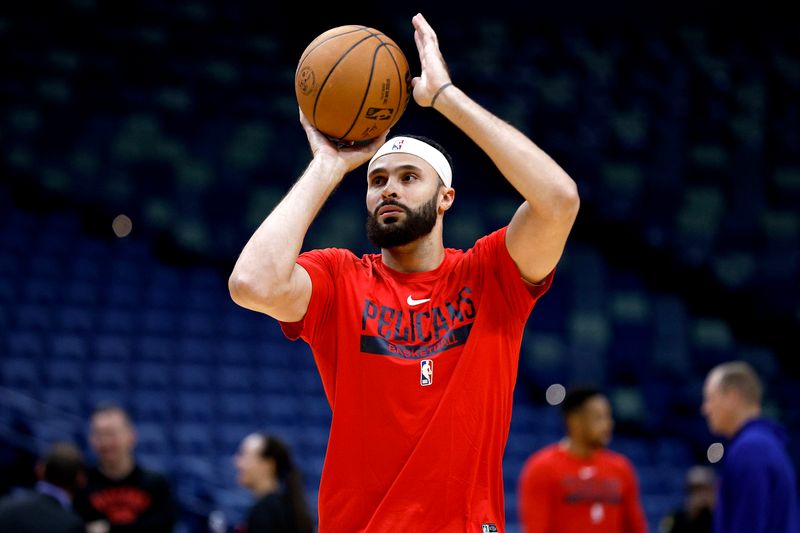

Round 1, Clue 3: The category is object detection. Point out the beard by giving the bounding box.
[366,190,439,249]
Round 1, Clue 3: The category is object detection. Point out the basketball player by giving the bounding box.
[229,12,579,533]
[517,387,647,533]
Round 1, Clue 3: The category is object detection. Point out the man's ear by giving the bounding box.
[439,187,455,213]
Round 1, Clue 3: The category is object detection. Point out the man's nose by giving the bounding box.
[381,179,399,199]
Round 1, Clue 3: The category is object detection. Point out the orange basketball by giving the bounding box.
[295,25,411,143]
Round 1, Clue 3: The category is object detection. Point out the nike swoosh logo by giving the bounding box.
[407,295,431,306]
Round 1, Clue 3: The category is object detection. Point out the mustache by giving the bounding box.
[373,199,411,218]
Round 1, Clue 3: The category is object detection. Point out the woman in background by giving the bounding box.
[235,432,314,533]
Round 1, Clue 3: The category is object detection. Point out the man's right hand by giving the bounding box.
[299,107,390,177]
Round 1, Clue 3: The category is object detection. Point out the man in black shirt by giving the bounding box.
[75,404,176,533]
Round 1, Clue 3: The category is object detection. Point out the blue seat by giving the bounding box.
[175,364,211,391]
[137,452,170,474]
[69,257,100,280]
[41,387,83,416]
[141,309,177,335]
[1,357,40,391]
[90,361,129,390]
[0,277,16,304]
[137,335,175,362]
[24,279,58,303]
[219,340,252,365]
[51,334,88,360]
[218,393,257,424]
[94,335,132,361]
[131,390,173,423]
[7,331,45,359]
[219,365,253,392]
[257,368,294,393]
[56,307,95,332]
[100,309,136,334]
[63,280,98,305]
[29,254,61,279]
[15,304,52,330]
[134,362,172,390]
[298,396,332,426]
[137,422,172,456]
[45,360,84,389]
[216,422,252,456]
[177,338,214,363]
[32,420,82,451]
[107,284,141,308]
[173,422,214,457]
[175,391,214,423]
[262,393,298,424]
[180,311,216,337]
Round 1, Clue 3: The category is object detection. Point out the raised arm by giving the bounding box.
[228,111,387,322]
[411,13,579,284]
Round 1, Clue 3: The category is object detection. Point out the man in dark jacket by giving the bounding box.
[0,441,87,533]
[702,360,800,533]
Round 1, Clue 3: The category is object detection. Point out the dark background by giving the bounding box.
[1,1,798,531]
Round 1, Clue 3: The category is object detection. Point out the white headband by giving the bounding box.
[368,137,453,188]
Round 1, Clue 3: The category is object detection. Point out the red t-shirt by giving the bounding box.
[280,226,554,533]
[517,443,648,533]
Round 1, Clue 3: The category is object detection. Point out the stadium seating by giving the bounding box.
[1,4,798,532]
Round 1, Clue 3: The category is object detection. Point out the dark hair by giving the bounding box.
[561,386,605,418]
[42,441,85,493]
[258,433,314,533]
[394,133,454,186]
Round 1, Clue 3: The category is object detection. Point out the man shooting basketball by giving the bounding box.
[229,13,579,533]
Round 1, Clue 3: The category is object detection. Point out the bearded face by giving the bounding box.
[366,188,440,249]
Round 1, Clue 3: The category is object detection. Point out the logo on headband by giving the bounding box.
[391,139,405,151]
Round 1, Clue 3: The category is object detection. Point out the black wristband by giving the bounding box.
[430,82,453,108]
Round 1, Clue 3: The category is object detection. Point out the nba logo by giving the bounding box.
[392,139,404,151]
[420,359,433,386]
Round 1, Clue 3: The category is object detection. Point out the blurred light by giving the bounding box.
[545,383,566,406]
[707,442,725,463]
[112,214,132,238]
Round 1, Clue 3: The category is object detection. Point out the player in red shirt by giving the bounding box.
[229,13,580,533]
[517,387,648,533]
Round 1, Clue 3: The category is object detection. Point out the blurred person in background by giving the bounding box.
[701,360,799,533]
[659,465,715,533]
[74,403,176,533]
[517,386,647,533]
[234,431,314,533]
[0,441,86,533]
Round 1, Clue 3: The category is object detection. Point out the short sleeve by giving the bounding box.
[278,248,347,344]
[470,226,555,317]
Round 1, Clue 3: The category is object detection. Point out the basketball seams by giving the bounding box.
[339,41,387,141]
[371,34,409,128]
[296,26,371,71]
[311,34,382,130]
[379,44,410,128]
